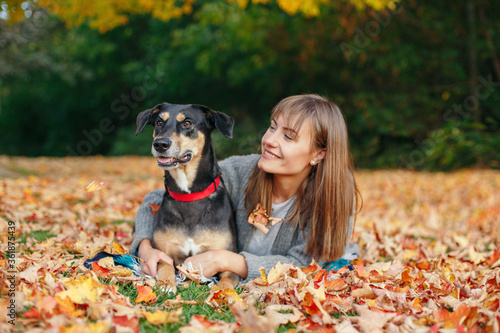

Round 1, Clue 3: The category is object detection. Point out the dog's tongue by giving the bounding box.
[158,157,175,164]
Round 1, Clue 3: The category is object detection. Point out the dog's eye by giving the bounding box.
[183,120,192,127]
[156,120,164,127]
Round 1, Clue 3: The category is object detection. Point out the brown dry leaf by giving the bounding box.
[247,203,283,234]
[351,283,376,299]
[267,262,293,285]
[2,157,499,332]
[232,305,275,333]
[176,264,203,284]
[264,304,303,326]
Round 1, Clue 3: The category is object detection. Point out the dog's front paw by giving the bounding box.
[217,271,238,290]
[157,262,177,293]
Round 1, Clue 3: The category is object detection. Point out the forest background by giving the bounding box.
[1,0,499,171]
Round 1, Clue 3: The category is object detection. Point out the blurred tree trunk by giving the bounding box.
[479,4,500,82]
[467,0,479,124]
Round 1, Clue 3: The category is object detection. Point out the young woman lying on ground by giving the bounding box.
[131,94,361,283]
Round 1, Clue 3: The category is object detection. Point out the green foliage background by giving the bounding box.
[1,0,499,170]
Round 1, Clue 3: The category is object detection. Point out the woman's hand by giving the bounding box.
[137,239,173,278]
[185,250,248,279]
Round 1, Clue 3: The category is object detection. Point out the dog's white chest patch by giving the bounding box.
[175,169,190,193]
[180,238,202,256]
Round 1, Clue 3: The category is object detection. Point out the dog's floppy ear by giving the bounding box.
[195,104,234,138]
[135,108,153,136]
[135,103,165,136]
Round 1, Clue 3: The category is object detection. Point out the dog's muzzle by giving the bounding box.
[153,138,172,154]
[157,152,193,168]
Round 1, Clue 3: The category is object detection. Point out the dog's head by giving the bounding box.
[135,102,234,170]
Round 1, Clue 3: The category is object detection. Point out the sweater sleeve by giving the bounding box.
[218,154,259,207]
[129,189,164,255]
[239,228,316,283]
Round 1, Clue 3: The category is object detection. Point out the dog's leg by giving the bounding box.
[157,261,177,293]
[217,271,239,290]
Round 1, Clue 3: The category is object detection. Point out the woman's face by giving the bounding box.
[258,113,320,178]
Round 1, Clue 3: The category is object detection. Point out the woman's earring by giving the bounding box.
[311,161,316,165]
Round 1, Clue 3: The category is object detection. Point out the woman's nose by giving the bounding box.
[262,129,278,147]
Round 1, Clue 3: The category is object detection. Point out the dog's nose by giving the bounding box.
[153,139,172,153]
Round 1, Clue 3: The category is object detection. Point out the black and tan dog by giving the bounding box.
[135,102,238,291]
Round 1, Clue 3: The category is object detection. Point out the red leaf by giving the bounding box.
[313,269,327,287]
[91,261,110,277]
[113,315,139,333]
[301,316,325,331]
[191,315,216,328]
[23,307,42,319]
[115,230,128,238]
[28,213,37,222]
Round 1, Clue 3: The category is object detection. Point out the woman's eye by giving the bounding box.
[183,120,192,127]
[156,120,164,127]
[269,125,276,131]
[284,134,294,141]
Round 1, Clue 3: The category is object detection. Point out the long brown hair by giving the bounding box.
[245,94,361,261]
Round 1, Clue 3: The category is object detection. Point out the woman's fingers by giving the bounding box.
[158,252,174,266]
[140,261,151,276]
[146,258,158,277]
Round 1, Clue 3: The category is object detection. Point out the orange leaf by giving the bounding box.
[412,298,423,311]
[56,296,85,318]
[325,276,346,291]
[416,260,431,271]
[486,249,500,267]
[484,298,499,311]
[433,304,471,328]
[353,259,369,279]
[135,285,156,304]
[149,203,160,215]
[302,260,321,274]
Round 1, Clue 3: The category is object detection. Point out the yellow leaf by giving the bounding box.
[141,308,182,325]
[56,275,103,304]
[85,180,105,192]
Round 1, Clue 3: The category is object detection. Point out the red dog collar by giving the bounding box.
[167,176,221,202]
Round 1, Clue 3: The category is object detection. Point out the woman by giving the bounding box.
[131,94,361,283]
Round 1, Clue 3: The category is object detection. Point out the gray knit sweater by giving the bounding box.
[131,154,357,283]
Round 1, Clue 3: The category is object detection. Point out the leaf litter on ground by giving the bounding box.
[0,156,498,332]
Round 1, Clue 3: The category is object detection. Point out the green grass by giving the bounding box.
[108,278,354,332]
[110,281,238,332]
[19,230,56,245]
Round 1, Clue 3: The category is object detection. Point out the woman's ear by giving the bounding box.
[312,149,326,164]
